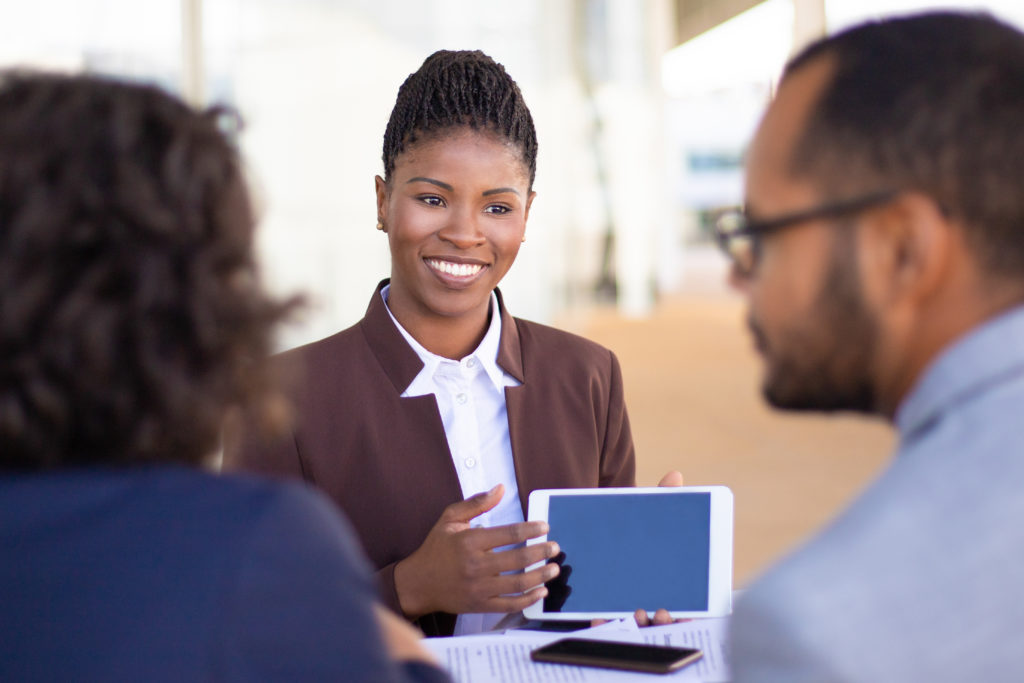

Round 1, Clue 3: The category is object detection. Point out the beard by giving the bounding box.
[751,235,879,414]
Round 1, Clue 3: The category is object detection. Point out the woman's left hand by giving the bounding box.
[657,470,684,487]
[633,608,680,627]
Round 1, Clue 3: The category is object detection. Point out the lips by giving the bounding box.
[425,257,486,279]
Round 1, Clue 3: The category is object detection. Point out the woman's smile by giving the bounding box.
[424,257,487,283]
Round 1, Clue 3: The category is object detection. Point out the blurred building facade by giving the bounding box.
[3,0,1024,349]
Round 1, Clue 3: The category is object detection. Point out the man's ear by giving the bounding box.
[861,192,953,307]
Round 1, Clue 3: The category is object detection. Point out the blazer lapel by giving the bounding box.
[357,280,461,497]
[359,280,426,393]
[495,289,543,519]
[495,288,525,383]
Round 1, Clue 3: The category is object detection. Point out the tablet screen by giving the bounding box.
[543,492,711,613]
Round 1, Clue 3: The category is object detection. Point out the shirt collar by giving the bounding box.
[380,285,511,393]
[895,303,1024,442]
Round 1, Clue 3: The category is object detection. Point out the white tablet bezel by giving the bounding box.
[523,486,733,621]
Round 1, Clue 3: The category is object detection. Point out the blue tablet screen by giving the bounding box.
[543,492,711,612]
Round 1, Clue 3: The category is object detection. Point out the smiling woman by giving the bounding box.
[224,50,638,638]
[376,130,533,360]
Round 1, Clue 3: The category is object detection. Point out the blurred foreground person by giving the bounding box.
[0,72,447,682]
[718,12,1024,682]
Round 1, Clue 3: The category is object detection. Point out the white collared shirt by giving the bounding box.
[381,286,523,635]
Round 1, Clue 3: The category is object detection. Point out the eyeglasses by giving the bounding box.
[713,190,898,277]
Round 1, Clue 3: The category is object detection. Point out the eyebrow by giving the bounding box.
[406,177,453,192]
[482,187,521,197]
[742,199,763,219]
[406,177,521,198]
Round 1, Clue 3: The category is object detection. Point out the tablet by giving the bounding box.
[523,486,733,621]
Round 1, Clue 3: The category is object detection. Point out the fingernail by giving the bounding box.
[548,542,560,557]
[545,564,560,580]
[538,522,549,535]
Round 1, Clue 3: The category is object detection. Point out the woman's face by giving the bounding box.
[376,128,535,331]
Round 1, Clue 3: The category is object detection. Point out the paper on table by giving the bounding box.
[422,618,730,683]
[582,618,731,682]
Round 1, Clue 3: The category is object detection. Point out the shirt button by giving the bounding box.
[464,457,477,468]
[456,392,468,405]
[466,358,478,368]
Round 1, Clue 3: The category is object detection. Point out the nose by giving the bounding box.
[727,262,752,294]
[437,208,486,249]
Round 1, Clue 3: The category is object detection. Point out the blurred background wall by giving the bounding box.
[4,0,1023,583]
[5,0,1023,343]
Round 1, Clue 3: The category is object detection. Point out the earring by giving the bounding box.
[376,221,385,231]
[521,235,526,243]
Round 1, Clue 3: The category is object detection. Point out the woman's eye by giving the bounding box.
[418,195,444,207]
[484,204,511,215]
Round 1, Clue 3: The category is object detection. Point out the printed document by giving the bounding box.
[422,617,730,682]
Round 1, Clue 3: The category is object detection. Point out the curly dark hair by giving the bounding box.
[785,11,1024,278]
[0,72,295,470]
[381,49,538,187]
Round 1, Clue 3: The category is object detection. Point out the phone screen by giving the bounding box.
[531,638,703,674]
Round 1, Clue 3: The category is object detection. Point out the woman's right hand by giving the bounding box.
[393,484,561,619]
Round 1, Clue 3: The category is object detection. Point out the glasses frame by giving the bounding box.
[713,189,899,276]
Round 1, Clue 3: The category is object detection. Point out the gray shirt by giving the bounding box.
[730,304,1024,682]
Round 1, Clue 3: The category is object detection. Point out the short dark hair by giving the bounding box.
[784,12,1024,277]
[0,72,294,470]
[381,49,538,187]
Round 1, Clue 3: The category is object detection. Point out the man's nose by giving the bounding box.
[727,263,753,294]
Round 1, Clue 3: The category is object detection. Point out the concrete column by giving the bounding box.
[604,0,671,317]
[792,0,827,54]
[181,0,204,107]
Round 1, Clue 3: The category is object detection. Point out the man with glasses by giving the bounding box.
[720,12,1024,682]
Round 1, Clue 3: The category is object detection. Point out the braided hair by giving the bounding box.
[381,50,537,187]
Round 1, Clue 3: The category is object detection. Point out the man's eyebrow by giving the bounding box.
[482,187,521,197]
[742,199,764,219]
[406,177,453,192]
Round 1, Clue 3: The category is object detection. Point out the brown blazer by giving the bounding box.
[224,281,636,636]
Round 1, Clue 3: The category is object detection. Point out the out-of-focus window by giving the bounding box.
[0,0,181,88]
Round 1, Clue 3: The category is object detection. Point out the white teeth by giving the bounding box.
[426,259,484,277]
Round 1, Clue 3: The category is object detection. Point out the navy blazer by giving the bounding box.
[0,465,448,682]
[225,281,636,636]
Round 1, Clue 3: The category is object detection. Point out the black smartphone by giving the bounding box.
[530,638,703,674]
